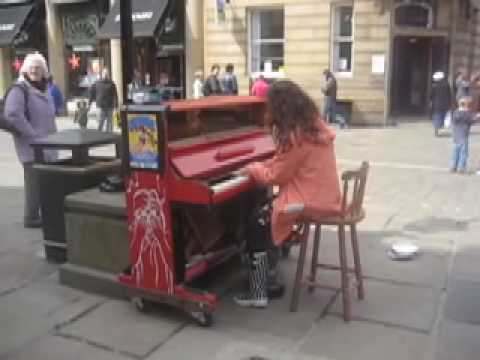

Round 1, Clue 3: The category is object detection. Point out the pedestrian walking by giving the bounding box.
[202,64,223,96]
[47,76,64,116]
[251,75,270,97]
[455,67,470,103]
[89,68,118,132]
[469,72,480,112]
[74,100,89,129]
[431,71,452,137]
[3,53,57,228]
[450,97,478,173]
[321,70,345,128]
[192,70,204,99]
[221,63,238,95]
[235,80,341,308]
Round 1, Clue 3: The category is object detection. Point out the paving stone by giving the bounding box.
[5,335,132,360]
[0,275,104,356]
[300,316,428,360]
[146,326,321,360]
[60,300,185,357]
[329,279,440,332]
[0,251,56,295]
[434,320,480,360]
[300,227,451,289]
[215,274,336,342]
[444,279,480,325]
[450,246,480,282]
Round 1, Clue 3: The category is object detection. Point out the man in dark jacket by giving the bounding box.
[203,64,223,96]
[221,63,238,95]
[89,68,118,132]
[431,71,452,136]
[321,69,344,128]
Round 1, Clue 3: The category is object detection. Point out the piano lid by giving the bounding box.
[171,130,275,179]
[165,96,266,112]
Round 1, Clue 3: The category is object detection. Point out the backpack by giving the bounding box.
[0,83,29,135]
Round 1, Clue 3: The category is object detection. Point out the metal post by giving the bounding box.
[120,0,134,104]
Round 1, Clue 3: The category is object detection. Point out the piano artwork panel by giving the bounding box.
[119,96,275,324]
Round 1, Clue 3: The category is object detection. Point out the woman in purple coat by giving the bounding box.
[4,53,57,228]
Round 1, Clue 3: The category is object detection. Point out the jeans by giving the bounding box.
[98,108,114,132]
[23,162,40,222]
[323,97,336,124]
[451,140,469,172]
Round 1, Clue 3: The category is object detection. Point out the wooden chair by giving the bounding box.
[287,161,369,322]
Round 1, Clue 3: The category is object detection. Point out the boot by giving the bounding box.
[267,247,285,299]
[234,251,268,308]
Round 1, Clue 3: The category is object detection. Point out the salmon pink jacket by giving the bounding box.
[246,120,341,245]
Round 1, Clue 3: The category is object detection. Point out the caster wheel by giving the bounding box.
[190,311,213,327]
[131,297,154,313]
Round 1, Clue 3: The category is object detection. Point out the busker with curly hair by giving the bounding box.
[235,80,342,308]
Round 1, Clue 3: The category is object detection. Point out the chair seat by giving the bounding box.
[303,207,365,226]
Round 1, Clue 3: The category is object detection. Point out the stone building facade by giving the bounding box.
[1,0,480,125]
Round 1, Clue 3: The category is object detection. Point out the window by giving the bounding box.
[332,5,353,74]
[249,8,284,73]
[394,0,435,28]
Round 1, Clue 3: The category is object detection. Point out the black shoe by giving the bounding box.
[24,218,42,228]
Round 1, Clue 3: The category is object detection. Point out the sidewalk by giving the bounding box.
[1,120,480,359]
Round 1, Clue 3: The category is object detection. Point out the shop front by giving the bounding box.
[48,0,109,98]
[98,0,185,100]
[0,0,47,93]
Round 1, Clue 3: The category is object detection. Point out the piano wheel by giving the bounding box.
[190,310,213,327]
[131,297,154,313]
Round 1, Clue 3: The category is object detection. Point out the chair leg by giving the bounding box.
[308,224,321,293]
[338,224,351,322]
[350,224,365,300]
[290,223,310,312]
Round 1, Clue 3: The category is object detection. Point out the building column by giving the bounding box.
[46,0,67,97]
[110,39,123,104]
[0,48,12,94]
[185,0,204,99]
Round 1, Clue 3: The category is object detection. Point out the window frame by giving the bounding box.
[247,7,285,76]
[331,3,354,77]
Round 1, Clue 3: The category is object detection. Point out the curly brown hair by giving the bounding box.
[266,80,321,152]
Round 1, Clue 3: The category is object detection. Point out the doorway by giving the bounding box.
[390,36,449,116]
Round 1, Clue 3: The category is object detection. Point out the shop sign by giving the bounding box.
[0,1,33,4]
[73,45,94,52]
[114,11,153,23]
[63,14,98,45]
[0,23,14,31]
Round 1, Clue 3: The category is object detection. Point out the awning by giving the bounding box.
[97,0,168,39]
[0,4,33,46]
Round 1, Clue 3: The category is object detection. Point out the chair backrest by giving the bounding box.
[340,161,369,217]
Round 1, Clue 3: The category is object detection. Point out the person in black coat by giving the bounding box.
[431,71,452,137]
[203,64,223,96]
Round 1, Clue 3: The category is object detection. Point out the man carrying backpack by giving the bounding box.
[2,53,57,228]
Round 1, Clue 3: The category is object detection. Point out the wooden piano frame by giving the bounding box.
[119,96,275,326]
